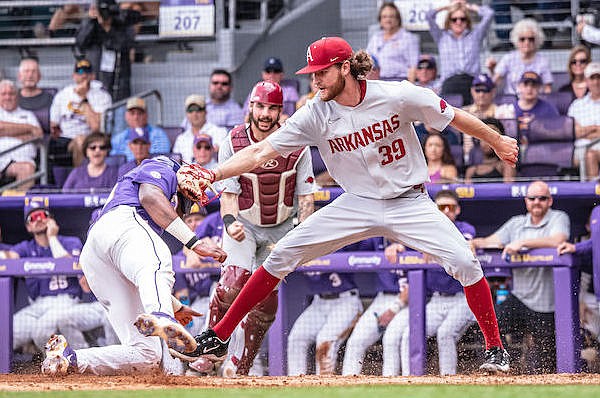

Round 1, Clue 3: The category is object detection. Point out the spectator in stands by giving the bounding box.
[461,74,514,156]
[424,132,458,183]
[559,45,591,102]
[182,69,244,132]
[50,59,112,168]
[173,94,227,163]
[488,19,553,95]
[75,0,141,102]
[191,135,217,169]
[569,62,600,179]
[384,190,476,376]
[514,71,559,135]
[16,57,54,131]
[62,132,118,191]
[207,69,244,131]
[243,57,300,118]
[366,2,419,81]
[577,17,600,45]
[472,180,570,373]
[426,0,494,105]
[410,55,440,93]
[117,125,152,176]
[110,97,169,161]
[9,205,84,352]
[296,73,319,110]
[0,79,43,190]
[464,118,515,183]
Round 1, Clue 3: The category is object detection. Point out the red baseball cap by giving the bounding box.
[296,37,353,75]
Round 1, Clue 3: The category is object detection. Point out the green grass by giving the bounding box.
[3,385,600,398]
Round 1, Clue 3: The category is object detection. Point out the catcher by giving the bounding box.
[42,155,226,376]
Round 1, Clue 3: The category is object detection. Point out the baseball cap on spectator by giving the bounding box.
[193,134,213,149]
[264,57,284,73]
[128,127,150,144]
[185,94,206,111]
[74,59,93,74]
[186,203,208,217]
[519,71,542,85]
[296,37,353,74]
[417,55,436,70]
[471,73,495,90]
[584,62,600,78]
[126,97,146,111]
[24,205,52,224]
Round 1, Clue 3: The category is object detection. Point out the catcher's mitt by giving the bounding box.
[176,163,216,205]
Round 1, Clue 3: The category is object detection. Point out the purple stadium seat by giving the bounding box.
[104,155,126,167]
[161,126,184,147]
[498,118,518,139]
[52,166,72,188]
[519,116,575,177]
[450,144,464,170]
[442,94,463,108]
[551,72,570,92]
[494,94,517,105]
[539,92,573,116]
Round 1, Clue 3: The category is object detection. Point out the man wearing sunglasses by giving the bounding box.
[41,156,226,376]
[173,94,227,164]
[8,205,84,354]
[472,180,570,373]
[50,59,112,167]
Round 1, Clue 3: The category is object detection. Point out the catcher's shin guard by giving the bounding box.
[236,290,278,375]
[208,265,252,327]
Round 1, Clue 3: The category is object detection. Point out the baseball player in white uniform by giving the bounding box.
[161,36,518,373]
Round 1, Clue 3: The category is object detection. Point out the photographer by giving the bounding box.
[75,0,142,102]
[577,12,600,45]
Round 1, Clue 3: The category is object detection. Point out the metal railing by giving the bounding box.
[101,89,163,135]
[0,137,47,192]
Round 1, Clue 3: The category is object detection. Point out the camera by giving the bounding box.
[97,0,120,21]
[576,9,599,28]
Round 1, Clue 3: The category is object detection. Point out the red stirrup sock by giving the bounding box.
[212,266,280,340]
[463,277,503,349]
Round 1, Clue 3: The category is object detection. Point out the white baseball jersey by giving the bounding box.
[50,83,112,139]
[0,106,40,168]
[267,80,455,199]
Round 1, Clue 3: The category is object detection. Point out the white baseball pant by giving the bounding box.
[287,291,363,376]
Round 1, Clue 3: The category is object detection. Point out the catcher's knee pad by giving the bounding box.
[208,265,251,328]
[236,290,278,375]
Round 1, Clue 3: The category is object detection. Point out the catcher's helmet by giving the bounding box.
[249,81,283,107]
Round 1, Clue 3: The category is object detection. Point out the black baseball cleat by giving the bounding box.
[479,346,510,373]
[169,328,230,362]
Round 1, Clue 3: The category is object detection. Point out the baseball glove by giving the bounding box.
[176,163,216,205]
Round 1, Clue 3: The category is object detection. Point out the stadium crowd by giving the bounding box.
[1,0,600,377]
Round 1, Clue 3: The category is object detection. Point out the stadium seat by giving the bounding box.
[161,126,184,147]
[519,116,575,177]
[551,72,570,92]
[494,94,517,106]
[498,118,518,139]
[52,166,73,188]
[442,94,463,108]
[539,92,573,116]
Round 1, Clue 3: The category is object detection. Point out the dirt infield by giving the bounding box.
[1,373,600,391]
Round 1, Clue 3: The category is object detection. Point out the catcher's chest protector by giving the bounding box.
[230,125,304,226]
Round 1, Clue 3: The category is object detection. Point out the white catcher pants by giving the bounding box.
[75,206,181,375]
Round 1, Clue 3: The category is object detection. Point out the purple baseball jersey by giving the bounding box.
[98,156,179,234]
[426,220,476,295]
[12,236,83,300]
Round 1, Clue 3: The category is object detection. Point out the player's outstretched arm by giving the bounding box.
[214,139,280,181]
[139,183,227,262]
[450,108,519,168]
